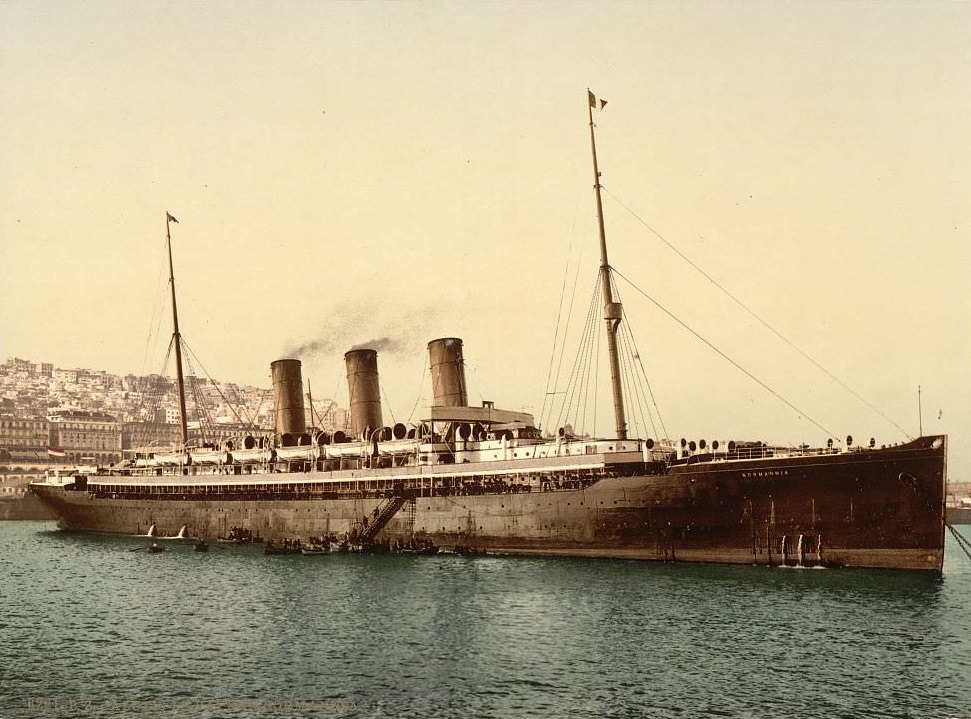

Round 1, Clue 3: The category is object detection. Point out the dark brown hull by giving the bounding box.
[30,435,947,570]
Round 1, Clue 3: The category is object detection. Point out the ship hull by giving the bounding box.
[29,436,946,570]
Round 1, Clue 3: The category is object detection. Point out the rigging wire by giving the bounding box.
[623,318,667,440]
[554,274,603,436]
[182,341,251,431]
[250,390,272,431]
[612,268,838,441]
[380,377,397,426]
[602,185,912,440]
[542,248,586,433]
[307,381,334,435]
[139,239,169,378]
[546,265,671,441]
[578,279,602,434]
[179,350,214,444]
[540,242,575,430]
[583,288,604,432]
[551,267,669,441]
[617,312,653,440]
[592,294,601,435]
[132,340,174,427]
[612,279,667,441]
[329,369,348,432]
[405,359,428,425]
[183,344,247,425]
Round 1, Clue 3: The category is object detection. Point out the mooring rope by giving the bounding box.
[946,523,971,563]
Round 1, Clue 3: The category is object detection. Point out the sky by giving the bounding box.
[1,1,969,474]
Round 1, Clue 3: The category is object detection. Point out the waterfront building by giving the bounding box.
[0,417,51,461]
[121,420,183,454]
[48,410,122,466]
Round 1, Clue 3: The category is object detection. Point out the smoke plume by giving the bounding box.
[283,305,439,361]
[350,337,402,353]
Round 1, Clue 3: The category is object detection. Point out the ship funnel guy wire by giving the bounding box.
[588,89,627,440]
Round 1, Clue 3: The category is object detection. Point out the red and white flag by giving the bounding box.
[47,446,66,458]
[588,90,608,110]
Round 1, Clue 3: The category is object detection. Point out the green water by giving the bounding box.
[1,521,969,718]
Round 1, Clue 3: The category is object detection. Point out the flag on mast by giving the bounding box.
[166,212,179,224]
[588,90,608,110]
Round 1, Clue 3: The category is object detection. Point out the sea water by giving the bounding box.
[1,521,969,719]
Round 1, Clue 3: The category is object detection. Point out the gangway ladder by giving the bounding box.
[357,494,408,543]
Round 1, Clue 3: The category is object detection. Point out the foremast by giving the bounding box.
[165,212,189,446]
[587,90,627,440]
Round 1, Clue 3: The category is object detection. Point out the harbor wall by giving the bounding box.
[0,493,55,520]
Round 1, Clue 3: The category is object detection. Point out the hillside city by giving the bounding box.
[0,356,350,467]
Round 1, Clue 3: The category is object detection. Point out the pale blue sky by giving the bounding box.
[2,1,969,470]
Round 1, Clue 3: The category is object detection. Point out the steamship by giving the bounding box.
[29,95,948,570]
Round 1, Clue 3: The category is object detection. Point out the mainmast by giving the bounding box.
[587,90,627,440]
[165,212,189,447]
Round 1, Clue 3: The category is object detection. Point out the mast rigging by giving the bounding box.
[165,212,189,447]
[588,90,627,440]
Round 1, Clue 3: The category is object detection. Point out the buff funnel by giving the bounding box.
[271,359,307,441]
[428,337,468,407]
[345,348,383,439]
